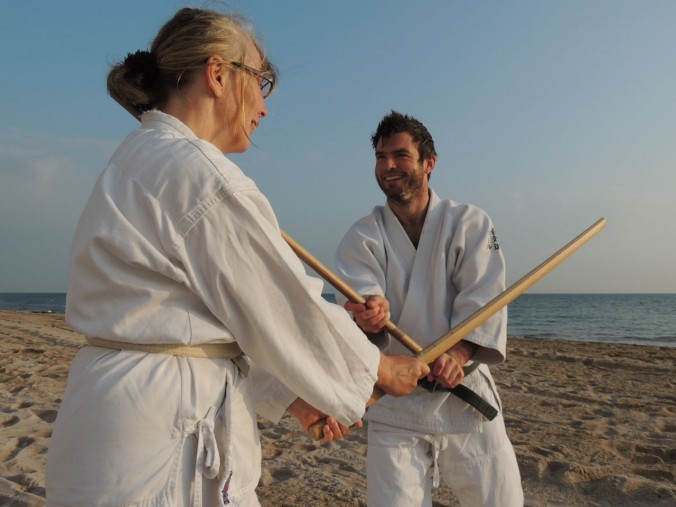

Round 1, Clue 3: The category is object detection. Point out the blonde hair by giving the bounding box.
[107,7,277,118]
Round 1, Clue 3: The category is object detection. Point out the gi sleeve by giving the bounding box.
[448,208,507,364]
[175,186,380,426]
[249,362,298,423]
[334,214,388,305]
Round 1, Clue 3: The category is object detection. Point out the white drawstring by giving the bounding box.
[423,433,449,488]
[187,407,220,507]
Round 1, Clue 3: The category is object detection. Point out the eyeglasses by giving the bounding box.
[231,62,275,98]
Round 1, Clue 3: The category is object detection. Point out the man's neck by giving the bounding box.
[388,190,430,248]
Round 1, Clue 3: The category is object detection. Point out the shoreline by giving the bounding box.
[7,308,675,349]
[1,310,674,506]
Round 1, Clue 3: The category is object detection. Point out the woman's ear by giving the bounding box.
[204,56,227,97]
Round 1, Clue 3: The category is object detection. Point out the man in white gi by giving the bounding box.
[335,111,524,506]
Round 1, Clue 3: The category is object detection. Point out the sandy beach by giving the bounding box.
[1,310,674,506]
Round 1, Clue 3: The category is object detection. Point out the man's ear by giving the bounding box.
[425,156,437,178]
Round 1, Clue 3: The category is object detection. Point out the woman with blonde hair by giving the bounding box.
[46,7,428,506]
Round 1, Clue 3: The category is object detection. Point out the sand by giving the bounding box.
[0,310,674,507]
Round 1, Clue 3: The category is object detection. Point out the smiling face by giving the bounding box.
[375,132,435,205]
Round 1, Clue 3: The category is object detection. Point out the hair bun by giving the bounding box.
[124,50,157,71]
[120,51,161,111]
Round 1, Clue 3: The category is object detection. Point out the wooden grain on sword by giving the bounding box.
[281,231,422,353]
[280,229,421,440]
[291,218,606,441]
[415,217,607,364]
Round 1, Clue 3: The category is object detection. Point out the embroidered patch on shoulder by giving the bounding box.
[487,228,500,250]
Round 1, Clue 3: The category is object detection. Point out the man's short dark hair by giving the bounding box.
[371,110,437,162]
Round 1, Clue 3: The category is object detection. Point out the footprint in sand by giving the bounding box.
[270,467,298,482]
[1,414,19,427]
[34,409,58,423]
[319,456,359,474]
[3,473,45,498]
[0,436,36,462]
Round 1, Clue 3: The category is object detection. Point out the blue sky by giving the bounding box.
[1,1,675,293]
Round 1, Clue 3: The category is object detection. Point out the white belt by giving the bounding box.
[85,336,250,375]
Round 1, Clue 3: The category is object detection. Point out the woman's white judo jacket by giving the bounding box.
[46,111,380,506]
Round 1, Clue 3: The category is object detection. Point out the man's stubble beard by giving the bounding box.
[378,171,425,205]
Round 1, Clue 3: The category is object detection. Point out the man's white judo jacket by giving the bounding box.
[336,189,507,434]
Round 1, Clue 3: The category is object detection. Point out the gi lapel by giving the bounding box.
[395,190,449,346]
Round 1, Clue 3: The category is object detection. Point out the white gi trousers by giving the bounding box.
[366,416,523,507]
[46,346,261,507]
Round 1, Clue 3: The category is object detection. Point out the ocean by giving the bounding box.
[506,293,675,347]
[0,293,673,348]
[0,293,67,314]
